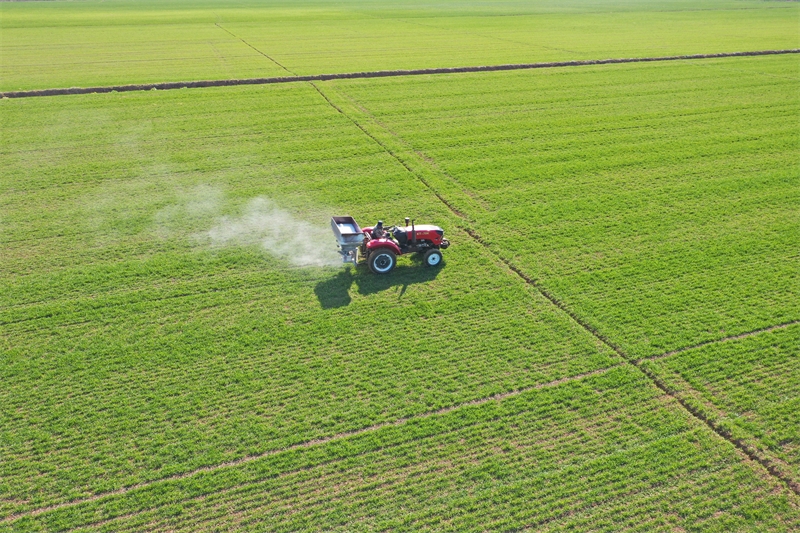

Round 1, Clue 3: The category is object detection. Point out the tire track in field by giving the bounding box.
[309,83,469,219]
[2,49,798,98]
[214,23,295,75]
[0,366,617,525]
[324,84,493,210]
[312,84,800,498]
[641,319,800,362]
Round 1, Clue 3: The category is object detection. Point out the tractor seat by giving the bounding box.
[393,228,408,246]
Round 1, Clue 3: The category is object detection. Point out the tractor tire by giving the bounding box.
[368,249,396,274]
[423,249,443,267]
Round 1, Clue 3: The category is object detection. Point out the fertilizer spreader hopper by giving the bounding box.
[331,216,450,274]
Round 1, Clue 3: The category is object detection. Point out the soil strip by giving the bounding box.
[2,49,798,99]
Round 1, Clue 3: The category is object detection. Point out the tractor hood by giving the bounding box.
[398,225,444,235]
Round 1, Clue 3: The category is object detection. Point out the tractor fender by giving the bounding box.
[366,239,402,256]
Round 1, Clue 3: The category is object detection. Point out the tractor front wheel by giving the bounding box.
[368,250,396,274]
[423,249,443,267]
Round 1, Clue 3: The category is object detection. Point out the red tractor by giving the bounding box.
[331,216,450,274]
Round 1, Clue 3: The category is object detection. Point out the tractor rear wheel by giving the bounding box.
[423,249,443,267]
[368,250,396,274]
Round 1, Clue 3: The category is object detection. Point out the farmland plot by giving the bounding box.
[1,84,620,519]
[2,0,799,530]
[7,368,798,531]
[226,5,799,77]
[2,0,798,91]
[322,54,800,359]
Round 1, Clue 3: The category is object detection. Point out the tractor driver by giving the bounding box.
[371,221,385,239]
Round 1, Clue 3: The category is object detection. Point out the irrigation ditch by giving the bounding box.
[2,49,798,99]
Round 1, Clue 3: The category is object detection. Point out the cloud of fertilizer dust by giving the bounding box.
[154,185,224,239]
[206,197,340,267]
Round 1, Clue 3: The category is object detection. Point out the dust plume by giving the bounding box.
[154,185,224,239]
[206,197,340,267]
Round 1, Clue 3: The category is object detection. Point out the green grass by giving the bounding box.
[229,6,799,76]
[1,0,797,90]
[0,23,288,91]
[2,1,799,531]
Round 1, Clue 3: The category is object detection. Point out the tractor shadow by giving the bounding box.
[314,259,442,309]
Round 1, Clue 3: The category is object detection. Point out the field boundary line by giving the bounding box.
[214,23,295,75]
[1,366,617,524]
[309,83,471,219]
[325,83,493,210]
[637,358,800,489]
[642,319,800,362]
[313,83,800,497]
[2,49,798,99]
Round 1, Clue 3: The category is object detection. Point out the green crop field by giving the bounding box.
[1,0,797,91]
[1,0,798,531]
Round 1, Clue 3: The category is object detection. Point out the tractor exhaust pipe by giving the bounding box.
[412,219,416,244]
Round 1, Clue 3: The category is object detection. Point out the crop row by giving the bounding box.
[3,20,798,529]
[6,367,795,532]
